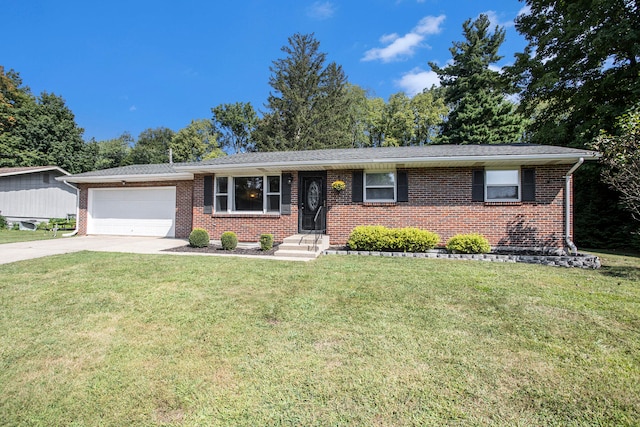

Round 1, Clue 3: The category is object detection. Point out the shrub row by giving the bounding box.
[347,225,440,252]
[188,229,274,251]
[347,226,491,254]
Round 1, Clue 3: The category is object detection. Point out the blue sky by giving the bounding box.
[4,0,529,142]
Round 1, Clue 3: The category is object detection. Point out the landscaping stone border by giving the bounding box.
[324,249,601,269]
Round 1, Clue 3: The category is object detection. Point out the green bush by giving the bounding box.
[49,218,76,229]
[259,234,274,251]
[0,215,7,230]
[347,225,440,252]
[188,228,210,248]
[11,222,19,230]
[221,231,238,250]
[446,233,491,254]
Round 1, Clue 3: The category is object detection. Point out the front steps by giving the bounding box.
[274,234,330,259]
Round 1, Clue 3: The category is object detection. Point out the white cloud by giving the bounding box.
[362,14,445,63]
[480,10,515,28]
[307,1,335,20]
[129,105,137,112]
[517,5,531,16]
[396,68,441,96]
[415,15,447,35]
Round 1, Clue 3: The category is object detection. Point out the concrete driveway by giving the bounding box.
[0,236,189,265]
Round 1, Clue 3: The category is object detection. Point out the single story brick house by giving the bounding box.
[59,144,598,251]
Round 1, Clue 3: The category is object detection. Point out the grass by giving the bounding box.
[0,251,638,426]
[0,229,67,244]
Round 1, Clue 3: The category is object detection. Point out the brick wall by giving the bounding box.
[77,180,193,238]
[192,173,299,242]
[326,166,571,248]
[79,164,572,249]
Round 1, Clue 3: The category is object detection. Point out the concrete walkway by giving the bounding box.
[0,235,311,265]
[0,236,188,265]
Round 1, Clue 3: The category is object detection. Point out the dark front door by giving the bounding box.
[299,172,326,233]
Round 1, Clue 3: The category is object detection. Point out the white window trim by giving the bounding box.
[485,168,521,202]
[215,175,281,214]
[364,171,397,202]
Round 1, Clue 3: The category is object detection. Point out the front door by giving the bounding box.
[299,172,326,233]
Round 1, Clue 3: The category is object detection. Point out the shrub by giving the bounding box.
[446,233,491,254]
[347,225,440,252]
[259,234,274,251]
[0,215,7,230]
[221,231,238,250]
[188,228,210,248]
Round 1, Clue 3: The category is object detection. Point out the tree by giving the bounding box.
[1,67,89,172]
[171,119,224,161]
[510,0,640,148]
[254,33,353,151]
[0,66,38,167]
[129,127,174,164]
[90,132,133,170]
[510,0,640,250]
[410,88,448,145]
[591,105,640,222]
[382,92,415,146]
[211,102,257,154]
[430,14,525,144]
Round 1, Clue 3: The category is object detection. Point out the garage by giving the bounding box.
[87,187,176,237]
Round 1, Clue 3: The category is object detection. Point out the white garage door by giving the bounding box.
[88,187,176,237]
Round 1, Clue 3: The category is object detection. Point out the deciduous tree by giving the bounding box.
[129,127,174,164]
[591,105,640,222]
[171,119,223,162]
[211,102,257,154]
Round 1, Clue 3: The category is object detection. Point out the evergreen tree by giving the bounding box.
[254,33,352,151]
[430,14,525,144]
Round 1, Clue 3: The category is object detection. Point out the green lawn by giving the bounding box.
[0,229,68,244]
[0,252,638,426]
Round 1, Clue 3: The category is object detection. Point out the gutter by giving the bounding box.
[61,180,80,237]
[565,158,584,255]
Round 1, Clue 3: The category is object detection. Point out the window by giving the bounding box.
[365,172,396,202]
[215,175,280,213]
[215,177,228,211]
[485,169,520,201]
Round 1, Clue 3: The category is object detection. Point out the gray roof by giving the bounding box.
[193,144,596,166]
[61,144,599,183]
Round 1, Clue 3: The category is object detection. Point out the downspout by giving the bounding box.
[565,158,584,255]
[61,180,80,237]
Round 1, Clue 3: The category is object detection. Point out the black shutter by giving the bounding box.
[522,168,536,202]
[472,169,484,202]
[203,175,213,214]
[352,171,363,202]
[281,173,292,215]
[397,171,409,202]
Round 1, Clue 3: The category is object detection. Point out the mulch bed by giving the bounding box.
[164,244,279,256]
